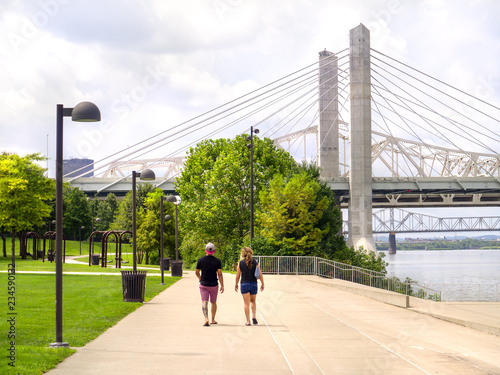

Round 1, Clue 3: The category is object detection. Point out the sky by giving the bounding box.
[1,0,499,236]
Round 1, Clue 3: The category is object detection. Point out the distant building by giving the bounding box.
[63,158,94,177]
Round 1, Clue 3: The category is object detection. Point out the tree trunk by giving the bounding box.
[11,231,16,273]
[2,234,6,257]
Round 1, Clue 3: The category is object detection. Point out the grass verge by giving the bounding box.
[1,271,178,374]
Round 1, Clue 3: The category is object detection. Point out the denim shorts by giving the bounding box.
[240,282,258,295]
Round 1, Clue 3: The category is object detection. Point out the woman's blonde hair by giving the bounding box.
[241,247,253,268]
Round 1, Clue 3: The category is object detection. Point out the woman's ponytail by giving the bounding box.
[241,247,253,268]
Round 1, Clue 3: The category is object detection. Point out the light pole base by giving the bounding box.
[50,342,69,348]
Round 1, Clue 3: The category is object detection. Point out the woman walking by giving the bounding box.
[234,247,264,326]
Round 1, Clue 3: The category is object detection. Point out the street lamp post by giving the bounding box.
[92,217,101,233]
[166,195,181,260]
[91,217,101,257]
[159,195,171,285]
[132,169,155,272]
[51,102,100,348]
[79,226,85,255]
[246,126,259,247]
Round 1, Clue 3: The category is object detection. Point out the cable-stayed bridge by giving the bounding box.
[66,24,500,252]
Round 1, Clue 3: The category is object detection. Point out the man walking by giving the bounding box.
[195,243,224,326]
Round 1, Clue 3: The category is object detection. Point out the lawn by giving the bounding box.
[0,266,178,374]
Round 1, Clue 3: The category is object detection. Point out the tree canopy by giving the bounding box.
[257,171,329,255]
[110,182,156,232]
[0,153,54,252]
[136,189,175,264]
[63,185,91,239]
[176,135,297,266]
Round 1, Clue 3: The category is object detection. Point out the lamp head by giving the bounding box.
[71,101,101,122]
[164,215,172,221]
[166,195,181,205]
[139,168,156,181]
[254,128,260,134]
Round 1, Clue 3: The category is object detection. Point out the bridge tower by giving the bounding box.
[347,24,376,253]
[318,50,339,178]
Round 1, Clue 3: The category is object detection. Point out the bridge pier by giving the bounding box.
[318,49,339,178]
[388,232,396,254]
[347,24,376,253]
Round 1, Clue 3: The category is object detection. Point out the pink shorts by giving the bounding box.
[199,285,219,303]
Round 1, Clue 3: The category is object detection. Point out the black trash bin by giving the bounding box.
[91,254,100,265]
[162,257,170,271]
[121,271,148,302]
[171,260,183,277]
[37,250,44,260]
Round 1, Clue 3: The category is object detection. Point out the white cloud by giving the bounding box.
[0,0,498,181]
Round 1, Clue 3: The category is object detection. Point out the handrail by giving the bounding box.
[254,256,499,302]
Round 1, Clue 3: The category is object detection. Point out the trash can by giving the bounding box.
[121,271,148,302]
[161,257,170,271]
[47,250,55,262]
[91,254,100,265]
[171,260,183,277]
[37,250,44,260]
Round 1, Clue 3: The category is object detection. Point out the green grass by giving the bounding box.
[0,270,178,374]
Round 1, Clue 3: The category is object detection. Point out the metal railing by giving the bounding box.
[254,256,500,302]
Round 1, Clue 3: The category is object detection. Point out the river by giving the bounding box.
[380,249,500,301]
[382,249,500,284]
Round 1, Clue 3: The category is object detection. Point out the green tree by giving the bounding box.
[176,135,297,267]
[96,193,119,231]
[110,183,155,232]
[257,172,329,256]
[63,185,91,239]
[110,191,133,232]
[136,190,175,264]
[0,153,54,256]
[298,162,345,258]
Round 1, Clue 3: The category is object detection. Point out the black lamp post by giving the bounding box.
[48,219,56,232]
[51,102,100,348]
[91,217,100,256]
[79,226,85,255]
[166,195,181,260]
[159,196,171,285]
[92,217,101,233]
[132,169,155,271]
[246,126,259,247]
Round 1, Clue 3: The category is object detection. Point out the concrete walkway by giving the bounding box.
[47,272,500,374]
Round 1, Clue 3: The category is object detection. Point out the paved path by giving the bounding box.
[47,272,500,374]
